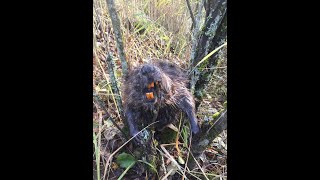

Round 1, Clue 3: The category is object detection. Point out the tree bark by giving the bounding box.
[106,0,128,77]
[188,110,227,169]
[190,0,227,109]
[105,54,124,118]
[188,0,227,170]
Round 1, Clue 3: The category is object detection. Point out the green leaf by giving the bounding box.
[182,126,189,148]
[116,152,137,169]
[223,101,227,108]
[212,112,220,119]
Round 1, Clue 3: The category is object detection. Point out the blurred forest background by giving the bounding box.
[93,0,227,179]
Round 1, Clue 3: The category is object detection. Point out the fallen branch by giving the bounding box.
[188,109,227,169]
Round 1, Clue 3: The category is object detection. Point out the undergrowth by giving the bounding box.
[93,0,227,179]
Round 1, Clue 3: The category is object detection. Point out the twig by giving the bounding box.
[159,145,188,179]
[188,146,209,180]
[160,143,208,180]
[105,54,124,118]
[181,130,192,180]
[93,93,128,140]
[185,0,196,30]
[156,146,202,180]
[206,110,227,135]
[160,154,167,179]
[96,53,122,121]
[160,169,173,180]
[106,0,128,76]
[190,171,223,178]
[96,0,125,120]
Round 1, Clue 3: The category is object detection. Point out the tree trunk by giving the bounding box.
[188,0,227,169]
[190,0,227,109]
[106,0,128,77]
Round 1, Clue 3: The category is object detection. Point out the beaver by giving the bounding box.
[122,60,200,144]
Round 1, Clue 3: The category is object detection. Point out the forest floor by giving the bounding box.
[93,0,227,179]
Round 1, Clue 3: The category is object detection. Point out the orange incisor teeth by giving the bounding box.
[147,82,155,89]
[146,92,154,100]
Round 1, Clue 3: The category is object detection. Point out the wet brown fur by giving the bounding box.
[122,60,199,143]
